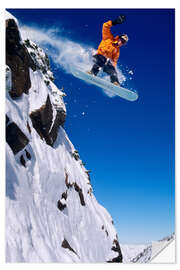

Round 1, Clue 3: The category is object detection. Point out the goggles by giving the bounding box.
[119,36,127,44]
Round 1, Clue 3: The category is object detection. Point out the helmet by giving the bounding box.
[119,34,128,44]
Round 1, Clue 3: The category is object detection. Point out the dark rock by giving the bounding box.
[30,95,53,145]
[20,155,26,167]
[111,239,121,253]
[107,239,123,263]
[61,239,77,255]
[44,80,50,86]
[6,120,29,154]
[57,200,66,211]
[6,115,10,125]
[87,187,93,196]
[86,170,91,182]
[64,175,85,206]
[61,191,68,200]
[49,110,66,143]
[30,95,66,146]
[6,19,36,98]
[25,149,31,160]
[65,172,73,189]
[74,182,85,206]
[107,256,122,263]
[27,121,31,134]
[72,150,80,161]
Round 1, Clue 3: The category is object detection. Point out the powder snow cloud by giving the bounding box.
[20,24,126,97]
[20,25,96,71]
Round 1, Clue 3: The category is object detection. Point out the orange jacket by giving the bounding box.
[97,20,120,66]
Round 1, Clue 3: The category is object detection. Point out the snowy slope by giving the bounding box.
[150,238,175,263]
[129,234,175,263]
[130,245,152,263]
[6,12,122,263]
[6,126,119,262]
[120,244,148,263]
[150,233,175,263]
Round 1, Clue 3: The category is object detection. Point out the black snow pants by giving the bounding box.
[90,54,119,84]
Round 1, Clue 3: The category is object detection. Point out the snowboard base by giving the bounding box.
[71,66,138,102]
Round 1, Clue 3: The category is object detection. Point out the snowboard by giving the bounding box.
[71,66,138,102]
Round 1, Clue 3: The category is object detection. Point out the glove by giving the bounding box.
[112,15,126,25]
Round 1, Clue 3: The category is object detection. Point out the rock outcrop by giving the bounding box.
[6,18,36,98]
[6,16,66,149]
[6,115,29,154]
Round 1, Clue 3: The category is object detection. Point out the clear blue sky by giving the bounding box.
[7,8,175,244]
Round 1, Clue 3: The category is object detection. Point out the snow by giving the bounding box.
[6,86,118,262]
[124,234,175,263]
[132,245,152,263]
[6,125,119,262]
[28,69,49,112]
[6,15,120,262]
[5,10,18,25]
[128,70,134,75]
[150,239,175,263]
[120,244,148,263]
[150,234,175,263]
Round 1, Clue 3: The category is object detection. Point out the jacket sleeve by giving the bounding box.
[102,20,114,40]
[112,50,120,67]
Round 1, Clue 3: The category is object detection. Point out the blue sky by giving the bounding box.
[7,8,175,244]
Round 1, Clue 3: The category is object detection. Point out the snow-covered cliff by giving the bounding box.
[5,11,122,263]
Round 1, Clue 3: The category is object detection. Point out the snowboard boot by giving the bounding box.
[87,70,93,75]
[113,81,120,87]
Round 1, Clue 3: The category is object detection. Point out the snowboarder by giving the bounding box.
[88,15,128,86]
